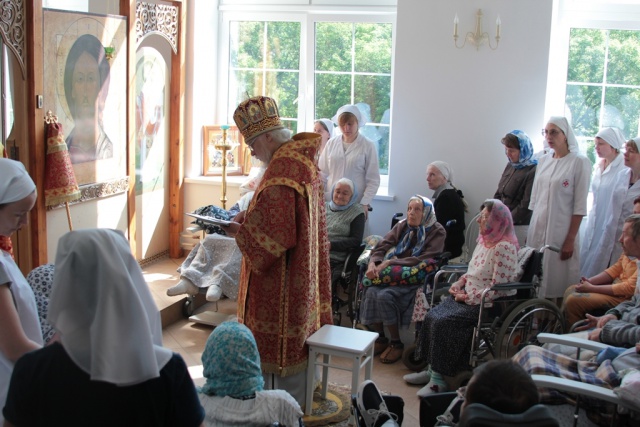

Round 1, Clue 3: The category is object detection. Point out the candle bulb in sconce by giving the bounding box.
[453,14,459,38]
[496,15,501,38]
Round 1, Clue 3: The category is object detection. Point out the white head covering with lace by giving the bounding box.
[48,228,172,386]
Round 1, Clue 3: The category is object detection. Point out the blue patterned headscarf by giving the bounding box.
[200,321,264,398]
[507,130,537,170]
[329,178,358,211]
[387,195,437,259]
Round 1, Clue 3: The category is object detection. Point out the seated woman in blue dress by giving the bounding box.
[360,195,446,364]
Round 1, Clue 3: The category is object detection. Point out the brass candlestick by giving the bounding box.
[214,125,233,210]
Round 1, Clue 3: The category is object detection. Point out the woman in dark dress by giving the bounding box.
[426,161,467,258]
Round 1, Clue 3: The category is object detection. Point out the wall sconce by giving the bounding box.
[454,9,500,50]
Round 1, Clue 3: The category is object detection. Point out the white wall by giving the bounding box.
[365,0,553,237]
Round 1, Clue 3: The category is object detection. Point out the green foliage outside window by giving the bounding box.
[227,19,393,174]
[566,28,640,146]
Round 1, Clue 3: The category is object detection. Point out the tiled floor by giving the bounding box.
[145,256,425,427]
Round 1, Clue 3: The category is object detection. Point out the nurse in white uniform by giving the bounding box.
[580,127,627,277]
[0,159,43,424]
[527,117,592,300]
[318,104,380,215]
[604,138,640,269]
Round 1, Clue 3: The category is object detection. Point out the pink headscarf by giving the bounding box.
[477,199,519,250]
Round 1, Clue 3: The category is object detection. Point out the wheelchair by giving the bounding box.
[401,245,566,379]
[332,242,366,326]
[419,391,559,427]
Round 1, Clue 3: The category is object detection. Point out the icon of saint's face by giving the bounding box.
[71,51,101,125]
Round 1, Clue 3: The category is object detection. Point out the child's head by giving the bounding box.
[463,360,539,414]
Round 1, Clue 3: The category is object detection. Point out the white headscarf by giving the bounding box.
[595,127,626,150]
[48,228,172,386]
[547,116,580,153]
[0,158,36,204]
[332,104,364,130]
[428,160,454,183]
[318,118,335,138]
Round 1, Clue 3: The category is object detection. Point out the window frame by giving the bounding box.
[544,0,640,126]
[215,6,395,185]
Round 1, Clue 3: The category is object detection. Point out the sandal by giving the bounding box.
[380,341,404,364]
[374,337,389,355]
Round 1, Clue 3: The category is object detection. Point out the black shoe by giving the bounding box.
[356,380,398,427]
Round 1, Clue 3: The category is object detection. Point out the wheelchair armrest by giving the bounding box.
[536,333,610,352]
[341,243,366,278]
[438,264,468,272]
[491,282,535,291]
[531,375,620,405]
[436,251,452,266]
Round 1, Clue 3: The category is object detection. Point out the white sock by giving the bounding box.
[166,279,199,296]
[206,285,223,301]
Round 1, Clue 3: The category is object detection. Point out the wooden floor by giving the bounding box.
[144,255,425,427]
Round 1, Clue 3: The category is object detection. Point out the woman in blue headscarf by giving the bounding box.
[494,130,537,227]
[326,177,365,285]
[359,195,446,364]
[198,321,303,426]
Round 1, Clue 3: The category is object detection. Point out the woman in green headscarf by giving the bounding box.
[198,321,303,426]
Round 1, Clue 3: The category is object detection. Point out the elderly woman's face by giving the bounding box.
[505,146,520,163]
[624,142,640,169]
[332,183,353,206]
[426,165,447,190]
[594,137,617,159]
[477,207,490,235]
[407,199,424,227]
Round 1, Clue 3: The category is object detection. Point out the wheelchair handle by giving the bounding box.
[540,244,561,253]
[445,219,457,227]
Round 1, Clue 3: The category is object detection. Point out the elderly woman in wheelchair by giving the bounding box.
[327,178,366,286]
[360,195,446,364]
[411,199,520,397]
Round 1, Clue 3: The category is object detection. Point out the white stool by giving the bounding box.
[305,324,379,415]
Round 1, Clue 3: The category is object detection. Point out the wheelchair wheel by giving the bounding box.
[183,298,195,317]
[402,343,429,372]
[495,298,565,359]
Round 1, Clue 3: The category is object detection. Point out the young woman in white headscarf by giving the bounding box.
[426,161,467,258]
[580,127,627,277]
[0,158,43,425]
[3,229,205,426]
[318,104,380,215]
[314,118,334,156]
[526,116,591,302]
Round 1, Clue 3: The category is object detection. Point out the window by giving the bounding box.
[565,28,640,160]
[228,21,301,131]
[315,22,392,174]
[220,10,395,175]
